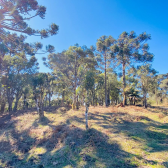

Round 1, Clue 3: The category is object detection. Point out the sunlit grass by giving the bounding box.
[30,147,47,155]
[0,105,168,167]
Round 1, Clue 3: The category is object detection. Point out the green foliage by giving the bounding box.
[0,53,38,112]
[0,0,59,38]
[48,45,97,107]
[0,27,166,112]
[31,73,49,99]
[110,31,154,105]
[84,71,95,91]
[136,64,157,93]
[111,31,154,64]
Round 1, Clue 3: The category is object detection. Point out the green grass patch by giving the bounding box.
[0,106,168,167]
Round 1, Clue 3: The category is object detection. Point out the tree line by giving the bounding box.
[0,0,168,122]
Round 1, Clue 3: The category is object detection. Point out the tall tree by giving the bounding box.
[158,74,168,103]
[0,0,58,68]
[84,70,95,129]
[48,45,96,109]
[107,72,121,105]
[136,64,157,108]
[96,35,115,107]
[0,0,58,39]
[0,0,58,85]
[0,30,54,111]
[111,31,154,105]
[32,73,48,120]
[45,73,55,107]
[1,53,38,112]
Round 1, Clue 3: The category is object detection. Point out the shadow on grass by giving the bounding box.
[0,119,139,168]
[0,105,71,129]
[32,116,51,128]
[46,127,138,168]
[147,106,168,115]
[44,105,72,113]
[163,162,168,168]
[0,107,168,167]
[89,111,168,154]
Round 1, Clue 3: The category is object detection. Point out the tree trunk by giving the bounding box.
[95,96,97,106]
[23,95,27,110]
[0,100,6,114]
[7,95,13,113]
[129,97,132,105]
[44,96,47,107]
[13,100,19,112]
[73,87,76,109]
[104,53,107,107]
[8,100,13,113]
[0,57,2,111]
[122,62,126,106]
[0,54,6,113]
[73,64,77,109]
[85,91,89,130]
[155,87,158,105]
[49,93,51,107]
[7,88,13,112]
[91,89,95,106]
[107,88,110,106]
[133,97,136,105]
[35,99,44,120]
[82,94,85,106]
[39,102,44,121]
[85,104,89,129]
[61,87,65,106]
[72,56,77,109]
[144,93,147,108]
[13,94,21,112]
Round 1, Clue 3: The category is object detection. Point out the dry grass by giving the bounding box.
[0,105,168,167]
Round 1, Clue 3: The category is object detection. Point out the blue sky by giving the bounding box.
[26,0,168,74]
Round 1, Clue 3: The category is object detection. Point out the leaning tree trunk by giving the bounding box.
[122,62,127,106]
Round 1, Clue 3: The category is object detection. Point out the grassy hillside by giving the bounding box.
[0,106,168,168]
